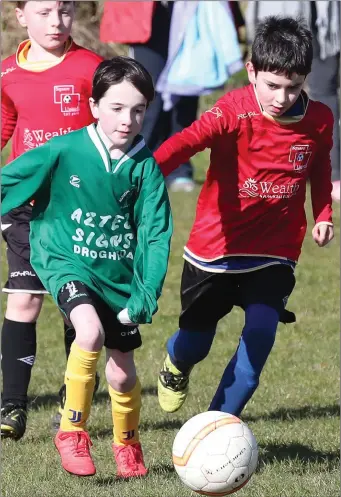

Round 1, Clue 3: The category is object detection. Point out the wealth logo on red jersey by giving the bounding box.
[54,84,80,115]
[239,178,300,199]
[288,144,312,172]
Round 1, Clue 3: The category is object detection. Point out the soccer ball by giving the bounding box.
[172,411,258,496]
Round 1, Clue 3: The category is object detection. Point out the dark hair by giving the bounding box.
[251,16,313,77]
[92,56,155,106]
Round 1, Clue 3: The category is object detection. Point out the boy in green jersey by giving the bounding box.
[1,56,173,478]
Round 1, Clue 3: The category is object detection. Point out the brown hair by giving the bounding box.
[16,1,74,9]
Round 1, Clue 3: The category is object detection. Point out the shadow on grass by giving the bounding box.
[28,392,109,410]
[94,463,175,486]
[28,386,157,410]
[93,419,183,438]
[243,404,340,423]
[259,442,339,471]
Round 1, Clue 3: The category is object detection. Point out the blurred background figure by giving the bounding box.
[100,1,244,192]
[245,1,340,202]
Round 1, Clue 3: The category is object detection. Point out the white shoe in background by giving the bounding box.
[168,177,195,192]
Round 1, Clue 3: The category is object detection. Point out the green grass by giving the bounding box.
[2,115,340,496]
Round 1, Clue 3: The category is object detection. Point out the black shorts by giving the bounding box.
[179,261,296,331]
[57,281,142,352]
[1,205,47,294]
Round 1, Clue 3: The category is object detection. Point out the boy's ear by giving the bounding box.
[15,7,27,28]
[89,98,99,119]
[245,61,257,85]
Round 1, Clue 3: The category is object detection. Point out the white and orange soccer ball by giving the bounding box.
[172,411,258,496]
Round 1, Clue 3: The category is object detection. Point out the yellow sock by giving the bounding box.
[60,342,101,432]
[109,377,141,445]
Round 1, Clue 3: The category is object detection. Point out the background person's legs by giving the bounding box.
[130,1,171,151]
[131,2,196,190]
[131,44,168,151]
[166,95,199,190]
[307,35,340,199]
[1,207,47,439]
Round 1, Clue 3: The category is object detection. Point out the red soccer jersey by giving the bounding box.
[1,40,103,162]
[154,84,333,262]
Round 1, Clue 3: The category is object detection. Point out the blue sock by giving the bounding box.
[167,328,216,373]
[209,304,280,416]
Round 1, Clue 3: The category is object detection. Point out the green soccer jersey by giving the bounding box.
[1,124,173,324]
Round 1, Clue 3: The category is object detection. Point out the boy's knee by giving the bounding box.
[106,363,136,392]
[5,293,43,322]
[170,328,216,365]
[75,329,105,352]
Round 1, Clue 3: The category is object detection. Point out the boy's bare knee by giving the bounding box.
[70,304,105,352]
[75,328,105,352]
[106,369,136,393]
[105,357,136,393]
[5,293,43,322]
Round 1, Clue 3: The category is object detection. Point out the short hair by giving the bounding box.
[16,1,74,9]
[251,16,313,77]
[92,56,155,105]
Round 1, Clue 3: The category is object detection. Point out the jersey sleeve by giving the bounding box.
[154,100,236,177]
[1,142,56,215]
[1,87,17,149]
[309,108,334,225]
[126,159,173,324]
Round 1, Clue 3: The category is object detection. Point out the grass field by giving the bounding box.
[1,74,340,496]
[2,147,340,497]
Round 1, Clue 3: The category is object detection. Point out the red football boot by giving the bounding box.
[54,430,96,476]
[113,442,148,478]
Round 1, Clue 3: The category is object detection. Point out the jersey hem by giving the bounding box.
[182,255,291,274]
[184,246,297,263]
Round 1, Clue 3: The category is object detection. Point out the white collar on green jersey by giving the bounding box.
[86,123,146,173]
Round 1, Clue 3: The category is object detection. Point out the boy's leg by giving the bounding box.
[209,303,279,415]
[209,265,296,416]
[104,314,147,478]
[1,207,46,440]
[63,321,76,358]
[158,261,234,412]
[54,283,103,476]
[52,319,100,433]
[63,321,100,391]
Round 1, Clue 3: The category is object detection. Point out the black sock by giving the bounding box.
[1,319,37,407]
[63,322,76,360]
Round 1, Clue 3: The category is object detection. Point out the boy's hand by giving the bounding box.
[312,223,334,247]
[117,308,138,326]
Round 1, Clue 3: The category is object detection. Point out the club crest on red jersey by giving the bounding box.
[289,144,312,172]
[54,84,80,115]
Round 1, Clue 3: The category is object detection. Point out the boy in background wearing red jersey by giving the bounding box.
[155,16,334,416]
[1,0,103,440]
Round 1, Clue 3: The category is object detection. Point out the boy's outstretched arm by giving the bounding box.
[124,160,173,325]
[309,106,334,247]
[1,142,56,215]
[154,101,235,177]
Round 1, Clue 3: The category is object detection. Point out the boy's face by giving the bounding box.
[16,1,74,51]
[246,62,306,117]
[89,80,147,151]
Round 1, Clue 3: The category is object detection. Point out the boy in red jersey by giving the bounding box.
[1,0,103,440]
[155,16,334,416]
